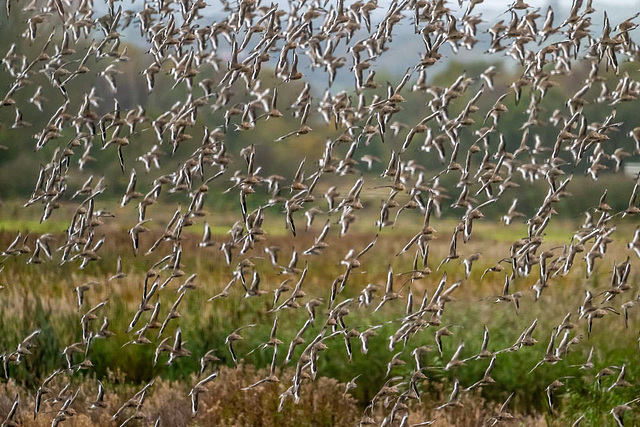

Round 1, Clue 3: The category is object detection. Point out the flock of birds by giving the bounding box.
[2,0,640,425]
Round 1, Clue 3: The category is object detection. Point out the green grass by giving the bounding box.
[0,215,638,426]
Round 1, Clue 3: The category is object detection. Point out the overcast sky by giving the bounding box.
[195,0,640,21]
[474,0,640,10]
[135,0,640,29]
[388,0,640,22]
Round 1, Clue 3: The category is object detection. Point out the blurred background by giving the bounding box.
[1,0,640,223]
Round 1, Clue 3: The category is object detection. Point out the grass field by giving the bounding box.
[0,202,639,426]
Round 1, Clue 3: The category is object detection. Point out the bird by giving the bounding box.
[445,341,465,370]
[435,378,463,410]
[189,371,219,417]
[108,256,126,281]
[609,398,640,427]
[226,324,256,367]
[199,223,215,247]
[546,378,572,415]
[344,374,361,396]
[465,354,497,391]
[570,347,594,370]
[2,394,19,426]
[241,344,280,390]
[485,392,515,425]
[462,253,481,278]
[464,326,492,361]
[528,328,561,374]
[74,281,98,309]
[90,381,107,409]
[200,349,220,374]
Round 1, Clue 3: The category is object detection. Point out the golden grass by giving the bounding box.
[0,366,360,426]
